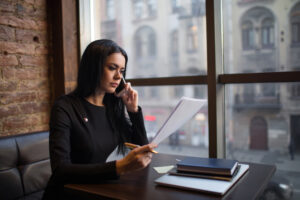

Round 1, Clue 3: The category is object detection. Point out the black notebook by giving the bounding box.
[177,157,238,176]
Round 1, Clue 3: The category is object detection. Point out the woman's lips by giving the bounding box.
[111,83,119,88]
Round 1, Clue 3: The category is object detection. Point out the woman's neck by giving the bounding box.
[85,92,105,107]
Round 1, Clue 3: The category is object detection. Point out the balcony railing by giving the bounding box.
[233,93,281,111]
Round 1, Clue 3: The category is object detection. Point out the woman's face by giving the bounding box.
[99,53,126,94]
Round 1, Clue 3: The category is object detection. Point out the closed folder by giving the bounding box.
[177,157,238,176]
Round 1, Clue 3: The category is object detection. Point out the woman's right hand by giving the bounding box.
[116,143,157,175]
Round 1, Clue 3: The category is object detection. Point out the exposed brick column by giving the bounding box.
[0,0,53,136]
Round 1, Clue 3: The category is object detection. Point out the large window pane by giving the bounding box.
[79,0,207,78]
[226,83,300,200]
[223,0,300,73]
[138,85,208,157]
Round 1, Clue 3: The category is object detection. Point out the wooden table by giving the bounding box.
[64,154,276,200]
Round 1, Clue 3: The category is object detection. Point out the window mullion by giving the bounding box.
[206,0,225,158]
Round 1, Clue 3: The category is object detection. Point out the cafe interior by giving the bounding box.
[1,0,300,199]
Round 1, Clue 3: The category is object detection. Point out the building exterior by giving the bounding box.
[224,0,300,154]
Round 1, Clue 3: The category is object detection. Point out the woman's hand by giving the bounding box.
[115,82,138,113]
[116,143,157,175]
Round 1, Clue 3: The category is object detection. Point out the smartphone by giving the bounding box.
[115,78,125,94]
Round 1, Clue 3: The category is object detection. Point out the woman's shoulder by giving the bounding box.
[53,93,81,108]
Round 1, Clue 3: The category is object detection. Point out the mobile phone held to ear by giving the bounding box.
[116,77,126,94]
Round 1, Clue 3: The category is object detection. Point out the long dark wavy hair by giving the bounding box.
[73,39,130,154]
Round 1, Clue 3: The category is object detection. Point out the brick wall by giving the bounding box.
[0,0,52,136]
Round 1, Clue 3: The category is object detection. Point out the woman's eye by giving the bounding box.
[108,66,116,70]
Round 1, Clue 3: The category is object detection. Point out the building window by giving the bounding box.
[292,23,300,44]
[106,0,115,20]
[242,21,255,49]
[135,35,143,58]
[186,24,198,52]
[171,30,178,56]
[290,3,300,46]
[261,84,276,97]
[150,87,158,98]
[171,0,180,13]
[194,87,205,98]
[132,0,157,19]
[147,0,157,17]
[148,32,156,56]
[133,0,143,19]
[261,18,274,48]
[240,7,275,51]
[290,68,300,98]
[134,26,156,59]
[243,84,255,103]
[191,0,201,16]
[291,83,300,98]
[174,86,184,98]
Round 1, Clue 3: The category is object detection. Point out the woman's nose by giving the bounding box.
[115,70,122,79]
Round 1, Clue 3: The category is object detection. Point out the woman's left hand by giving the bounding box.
[115,82,138,112]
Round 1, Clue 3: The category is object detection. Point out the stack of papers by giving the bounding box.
[168,164,241,181]
[155,163,249,195]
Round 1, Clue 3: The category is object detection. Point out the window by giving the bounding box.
[170,30,179,73]
[191,0,201,16]
[291,3,300,45]
[132,0,157,19]
[80,1,300,198]
[243,84,255,104]
[261,83,276,97]
[240,7,275,51]
[186,24,198,52]
[291,83,300,98]
[241,21,255,49]
[261,18,274,48]
[174,86,184,98]
[133,0,143,19]
[147,0,157,17]
[134,26,156,58]
[292,23,300,44]
[106,0,115,20]
[171,0,180,13]
[290,68,300,99]
[170,30,178,56]
[80,0,206,78]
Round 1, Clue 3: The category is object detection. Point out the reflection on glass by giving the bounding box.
[135,85,208,157]
[223,0,300,73]
[226,83,300,200]
[80,0,207,78]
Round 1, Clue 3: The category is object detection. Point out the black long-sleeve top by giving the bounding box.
[43,94,148,199]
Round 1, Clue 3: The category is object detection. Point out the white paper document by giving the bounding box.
[151,97,206,145]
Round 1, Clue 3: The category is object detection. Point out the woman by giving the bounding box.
[43,39,157,199]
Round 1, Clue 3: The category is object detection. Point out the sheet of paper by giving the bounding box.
[152,97,206,145]
[153,165,175,174]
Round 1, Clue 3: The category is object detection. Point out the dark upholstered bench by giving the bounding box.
[0,131,51,200]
